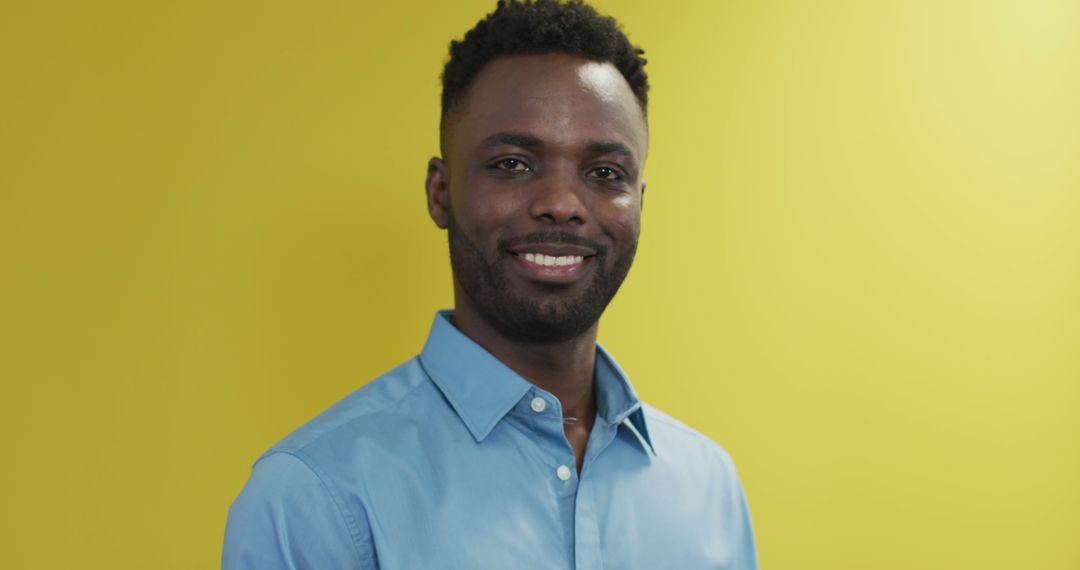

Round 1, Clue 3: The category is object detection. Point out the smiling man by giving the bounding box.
[223,1,757,568]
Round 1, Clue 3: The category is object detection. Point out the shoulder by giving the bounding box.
[264,356,436,459]
[640,401,740,473]
[224,452,376,569]
[224,360,435,569]
[636,406,759,567]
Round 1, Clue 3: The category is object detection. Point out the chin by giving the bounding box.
[484,298,603,344]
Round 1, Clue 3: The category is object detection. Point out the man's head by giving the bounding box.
[438,0,649,155]
[425,0,649,344]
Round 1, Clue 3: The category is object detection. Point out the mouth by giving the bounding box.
[507,250,596,284]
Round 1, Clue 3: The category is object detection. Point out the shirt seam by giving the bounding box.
[279,363,433,457]
[258,450,376,569]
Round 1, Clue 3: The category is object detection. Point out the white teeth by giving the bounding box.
[521,253,584,267]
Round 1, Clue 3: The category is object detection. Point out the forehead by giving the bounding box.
[447,53,647,160]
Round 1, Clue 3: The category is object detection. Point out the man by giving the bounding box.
[223,1,757,568]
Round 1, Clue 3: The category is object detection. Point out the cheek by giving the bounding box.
[450,179,524,241]
[459,193,518,225]
[597,195,642,242]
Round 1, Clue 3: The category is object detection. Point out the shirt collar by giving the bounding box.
[595,342,656,456]
[418,310,656,456]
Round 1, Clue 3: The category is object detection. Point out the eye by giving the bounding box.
[587,166,623,181]
[491,158,532,172]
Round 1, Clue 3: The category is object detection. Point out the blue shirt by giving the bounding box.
[223,311,758,569]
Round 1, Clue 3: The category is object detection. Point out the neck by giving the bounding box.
[450,296,598,424]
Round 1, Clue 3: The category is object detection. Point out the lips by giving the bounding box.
[508,248,595,284]
[502,234,601,285]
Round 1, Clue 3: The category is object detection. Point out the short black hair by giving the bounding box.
[440,0,649,124]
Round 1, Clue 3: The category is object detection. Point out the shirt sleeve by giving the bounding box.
[722,452,760,570]
[222,452,376,570]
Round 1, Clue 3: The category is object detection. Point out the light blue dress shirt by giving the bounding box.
[223,310,758,569]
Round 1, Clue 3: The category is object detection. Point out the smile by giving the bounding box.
[510,251,594,283]
[521,252,584,267]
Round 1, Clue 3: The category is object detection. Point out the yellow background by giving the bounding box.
[2,0,1078,568]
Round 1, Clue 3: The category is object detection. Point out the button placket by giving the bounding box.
[520,391,576,487]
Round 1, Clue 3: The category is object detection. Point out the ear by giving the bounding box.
[425,157,450,229]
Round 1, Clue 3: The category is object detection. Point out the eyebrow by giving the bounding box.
[479,132,543,149]
[586,140,635,160]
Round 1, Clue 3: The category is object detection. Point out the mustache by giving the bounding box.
[498,231,605,254]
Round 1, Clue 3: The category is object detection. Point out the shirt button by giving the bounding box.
[556,465,572,481]
[530,397,546,413]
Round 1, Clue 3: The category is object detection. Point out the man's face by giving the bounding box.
[428,53,647,343]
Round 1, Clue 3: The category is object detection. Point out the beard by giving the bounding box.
[447,214,637,344]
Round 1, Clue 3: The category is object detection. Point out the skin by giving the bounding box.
[424,53,648,472]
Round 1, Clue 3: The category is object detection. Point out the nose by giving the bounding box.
[527,168,587,226]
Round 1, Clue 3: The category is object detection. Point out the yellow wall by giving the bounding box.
[2,1,1078,567]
